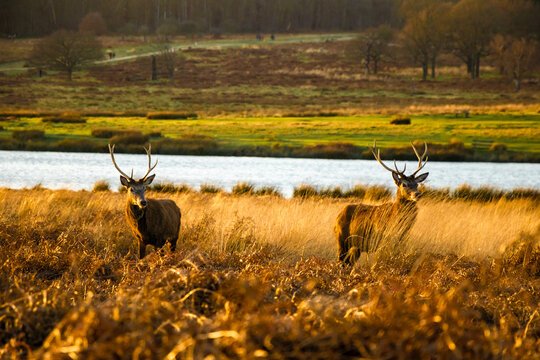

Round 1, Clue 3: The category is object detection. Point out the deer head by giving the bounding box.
[369,141,429,202]
[109,144,158,209]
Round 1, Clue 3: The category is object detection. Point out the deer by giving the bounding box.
[335,141,429,264]
[109,144,181,259]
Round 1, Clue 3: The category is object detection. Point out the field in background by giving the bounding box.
[0,188,538,358]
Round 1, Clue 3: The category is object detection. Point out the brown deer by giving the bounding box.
[109,144,181,258]
[335,141,429,264]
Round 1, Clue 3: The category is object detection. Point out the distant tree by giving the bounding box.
[401,0,450,80]
[139,25,150,43]
[157,20,178,41]
[449,0,499,79]
[29,30,104,81]
[501,38,538,91]
[79,12,107,36]
[349,25,395,75]
[159,44,184,85]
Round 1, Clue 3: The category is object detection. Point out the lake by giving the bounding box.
[1,150,539,197]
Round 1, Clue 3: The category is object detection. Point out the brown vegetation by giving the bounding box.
[0,188,538,358]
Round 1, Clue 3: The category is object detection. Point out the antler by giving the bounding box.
[410,141,428,177]
[369,140,404,175]
[109,144,132,179]
[141,144,158,180]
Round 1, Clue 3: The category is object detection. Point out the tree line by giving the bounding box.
[349,0,539,89]
[1,0,399,37]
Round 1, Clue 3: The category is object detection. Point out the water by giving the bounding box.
[1,150,539,197]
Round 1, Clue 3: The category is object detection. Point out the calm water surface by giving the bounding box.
[1,150,539,197]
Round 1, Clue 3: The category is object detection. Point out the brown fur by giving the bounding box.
[335,197,418,264]
[125,198,181,258]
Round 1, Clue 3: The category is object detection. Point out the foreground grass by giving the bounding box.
[0,188,539,358]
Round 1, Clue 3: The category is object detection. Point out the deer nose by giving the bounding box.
[140,200,147,207]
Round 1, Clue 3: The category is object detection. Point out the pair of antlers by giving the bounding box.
[369,140,428,178]
[109,144,157,181]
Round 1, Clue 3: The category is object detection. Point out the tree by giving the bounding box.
[401,0,450,80]
[501,38,538,91]
[79,12,108,36]
[29,30,104,81]
[449,0,499,79]
[349,25,395,76]
[158,44,184,85]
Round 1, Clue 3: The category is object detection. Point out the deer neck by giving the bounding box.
[127,201,146,221]
[394,188,417,209]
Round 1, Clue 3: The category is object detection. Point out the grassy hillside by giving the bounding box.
[0,188,539,358]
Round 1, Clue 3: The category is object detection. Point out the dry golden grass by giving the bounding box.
[0,188,539,359]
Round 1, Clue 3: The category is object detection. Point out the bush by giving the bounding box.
[364,185,392,201]
[12,130,45,141]
[150,183,193,194]
[293,185,319,199]
[55,139,101,152]
[92,180,110,192]
[390,115,411,125]
[42,113,86,123]
[0,126,4,131]
[200,184,223,194]
[146,112,198,120]
[91,128,141,139]
[109,133,149,146]
[489,143,507,151]
[302,142,362,159]
[343,184,368,199]
[232,182,255,196]
[448,138,464,149]
[153,134,219,155]
[148,132,162,138]
[255,186,282,197]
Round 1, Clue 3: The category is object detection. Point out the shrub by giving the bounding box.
[146,112,198,120]
[364,185,392,201]
[0,126,4,131]
[200,184,223,194]
[12,130,45,141]
[153,134,218,155]
[343,184,368,199]
[148,132,162,138]
[42,113,86,123]
[150,183,193,194]
[302,142,362,159]
[293,184,319,199]
[448,138,465,149]
[92,180,110,192]
[390,115,411,125]
[232,182,255,195]
[109,133,149,146]
[255,186,282,197]
[489,143,507,151]
[55,139,101,152]
[91,128,143,139]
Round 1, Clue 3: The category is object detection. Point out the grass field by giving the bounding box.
[0,188,538,358]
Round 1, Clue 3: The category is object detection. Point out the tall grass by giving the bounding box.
[0,189,538,358]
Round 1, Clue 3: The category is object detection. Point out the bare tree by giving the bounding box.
[401,0,449,80]
[159,44,184,84]
[349,25,395,75]
[449,0,499,79]
[502,38,538,91]
[29,30,104,81]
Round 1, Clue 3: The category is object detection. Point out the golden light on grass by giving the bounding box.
[0,188,538,358]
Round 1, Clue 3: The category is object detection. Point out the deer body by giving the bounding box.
[335,141,429,264]
[110,144,182,258]
[125,198,181,259]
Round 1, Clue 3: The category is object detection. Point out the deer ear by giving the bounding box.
[415,172,429,183]
[392,172,401,184]
[143,174,155,185]
[120,176,130,187]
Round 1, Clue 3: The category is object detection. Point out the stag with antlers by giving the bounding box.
[109,144,181,258]
[335,141,429,264]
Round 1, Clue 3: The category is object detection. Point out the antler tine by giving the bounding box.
[141,144,158,180]
[411,141,428,176]
[108,144,132,179]
[393,160,406,175]
[369,140,397,174]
